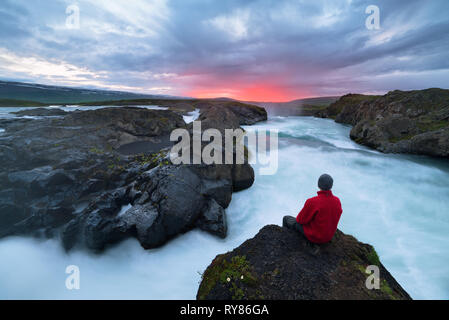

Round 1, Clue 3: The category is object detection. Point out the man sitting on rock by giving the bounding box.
[283,174,342,244]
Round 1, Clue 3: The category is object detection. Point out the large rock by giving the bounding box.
[13,107,69,117]
[59,160,253,252]
[0,102,266,252]
[194,101,267,125]
[196,106,241,131]
[316,94,380,124]
[195,198,227,238]
[317,89,449,157]
[197,225,411,300]
[222,102,268,125]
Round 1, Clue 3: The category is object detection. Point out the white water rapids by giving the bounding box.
[1,115,449,299]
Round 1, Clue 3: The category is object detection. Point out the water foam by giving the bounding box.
[1,116,448,299]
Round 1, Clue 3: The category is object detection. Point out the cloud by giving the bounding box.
[0,48,174,94]
[0,48,103,82]
[0,0,448,100]
[206,8,251,41]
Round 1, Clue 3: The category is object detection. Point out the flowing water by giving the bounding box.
[1,115,449,299]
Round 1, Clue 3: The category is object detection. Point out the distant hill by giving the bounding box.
[247,96,340,116]
[0,98,46,107]
[0,81,266,116]
[0,80,181,104]
[0,80,337,116]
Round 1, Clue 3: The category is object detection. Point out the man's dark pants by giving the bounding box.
[283,215,305,236]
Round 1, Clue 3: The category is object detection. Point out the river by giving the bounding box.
[1,113,448,299]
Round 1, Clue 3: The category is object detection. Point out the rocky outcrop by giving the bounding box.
[79,99,268,125]
[250,97,339,117]
[221,102,268,125]
[197,225,411,300]
[316,94,380,124]
[61,163,238,251]
[0,102,264,252]
[193,101,267,125]
[196,106,241,131]
[13,107,69,117]
[317,89,449,157]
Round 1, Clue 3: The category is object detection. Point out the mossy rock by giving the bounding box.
[197,255,259,300]
[197,225,411,300]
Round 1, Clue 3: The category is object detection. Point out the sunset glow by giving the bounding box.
[186,83,308,102]
[1,0,448,100]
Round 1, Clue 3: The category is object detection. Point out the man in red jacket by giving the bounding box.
[283,174,342,244]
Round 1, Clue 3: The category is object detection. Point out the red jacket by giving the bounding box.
[296,190,342,243]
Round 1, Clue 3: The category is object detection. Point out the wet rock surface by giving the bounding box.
[0,102,266,252]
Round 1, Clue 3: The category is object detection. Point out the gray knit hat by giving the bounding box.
[318,174,333,191]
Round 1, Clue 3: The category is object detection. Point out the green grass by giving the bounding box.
[388,118,449,143]
[417,119,449,132]
[197,255,258,300]
[386,88,449,112]
[134,150,169,166]
[380,279,394,297]
[0,99,47,107]
[89,147,105,155]
[388,134,415,143]
[301,104,330,111]
[326,94,381,117]
[366,247,381,266]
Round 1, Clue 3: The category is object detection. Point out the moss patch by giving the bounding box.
[366,247,380,266]
[301,104,330,112]
[380,279,393,295]
[89,147,105,155]
[389,134,415,143]
[197,255,258,300]
[327,94,380,117]
[134,150,169,166]
[0,99,47,107]
[417,119,449,132]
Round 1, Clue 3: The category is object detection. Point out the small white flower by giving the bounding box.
[227,277,231,282]
[241,275,244,280]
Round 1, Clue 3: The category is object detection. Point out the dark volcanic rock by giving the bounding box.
[0,103,266,252]
[197,106,241,131]
[0,107,186,241]
[231,164,255,192]
[197,225,411,300]
[194,101,267,125]
[317,89,449,157]
[222,102,268,125]
[13,107,69,117]
[195,198,227,238]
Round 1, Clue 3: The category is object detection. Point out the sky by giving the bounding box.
[0,0,448,102]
